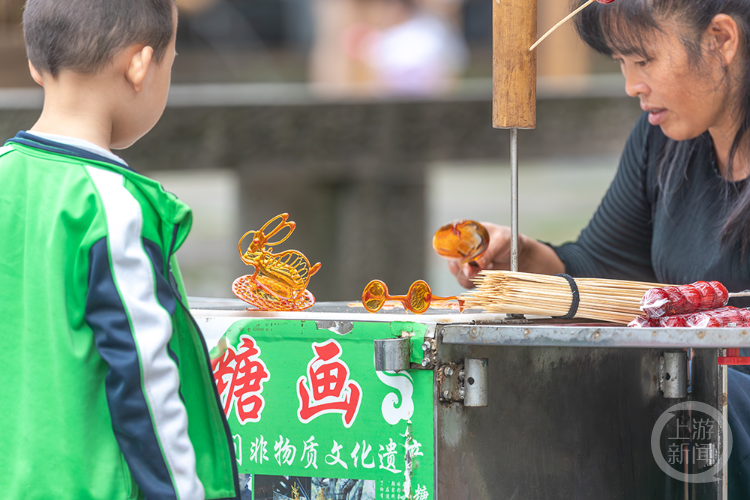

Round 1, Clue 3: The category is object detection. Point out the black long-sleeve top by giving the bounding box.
[553,113,750,495]
[555,112,750,298]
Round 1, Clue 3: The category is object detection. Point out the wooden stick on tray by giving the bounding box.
[464,270,667,324]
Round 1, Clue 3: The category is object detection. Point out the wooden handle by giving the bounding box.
[493,0,537,129]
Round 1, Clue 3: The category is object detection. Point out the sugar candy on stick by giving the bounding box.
[684,307,749,328]
[628,316,659,328]
[660,316,689,328]
[629,306,750,328]
[641,281,730,318]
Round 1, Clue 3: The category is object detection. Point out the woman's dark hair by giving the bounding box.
[23,0,175,76]
[574,0,750,253]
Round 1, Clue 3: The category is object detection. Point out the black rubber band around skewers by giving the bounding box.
[553,273,580,319]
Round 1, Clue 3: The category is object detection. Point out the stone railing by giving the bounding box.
[0,76,641,300]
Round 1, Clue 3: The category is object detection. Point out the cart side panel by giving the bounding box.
[435,344,699,500]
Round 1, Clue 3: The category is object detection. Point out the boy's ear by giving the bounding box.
[125,46,154,93]
[28,61,44,87]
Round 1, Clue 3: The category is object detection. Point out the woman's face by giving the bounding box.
[613,24,734,142]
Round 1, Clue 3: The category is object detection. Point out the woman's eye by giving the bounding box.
[636,59,649,67]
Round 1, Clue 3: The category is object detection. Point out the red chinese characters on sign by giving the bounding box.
[213,335,270,424]
[297,339,362,428]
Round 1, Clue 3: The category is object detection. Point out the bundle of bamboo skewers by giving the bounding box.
[464,270,667,324]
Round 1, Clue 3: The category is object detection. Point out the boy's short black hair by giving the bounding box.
[23,0,175,76]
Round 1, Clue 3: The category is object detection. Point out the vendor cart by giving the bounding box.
[193,298,741,500]
[192,0,745,497]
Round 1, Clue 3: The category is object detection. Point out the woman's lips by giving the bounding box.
[647,108,667,126]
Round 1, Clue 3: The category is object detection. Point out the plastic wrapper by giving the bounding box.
[684,307,749,328]
[641,281,729,318]
[693,281,716,309]
[628,316,660,328]
[660,316,688,328]
[629,306,750,328]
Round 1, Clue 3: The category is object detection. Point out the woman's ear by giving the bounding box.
[707,13,740,66]
[125,46,154,93]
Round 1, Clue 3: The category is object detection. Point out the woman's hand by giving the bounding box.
[447,222,566,288]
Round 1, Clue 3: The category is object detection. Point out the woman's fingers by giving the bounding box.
[447,222,520,288]
[448,223,509,288]
[475,222,511,269]
[448,259,476,288]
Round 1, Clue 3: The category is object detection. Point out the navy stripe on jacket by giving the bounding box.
[85,237,178,500]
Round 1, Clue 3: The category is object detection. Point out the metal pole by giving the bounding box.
[510,127,519,273]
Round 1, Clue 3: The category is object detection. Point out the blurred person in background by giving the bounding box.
[310,0,467,96]
[354,0,468,95]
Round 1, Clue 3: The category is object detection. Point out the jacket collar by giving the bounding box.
[6,131,132,171]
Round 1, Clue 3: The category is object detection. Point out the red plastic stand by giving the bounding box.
[717,348,750,365]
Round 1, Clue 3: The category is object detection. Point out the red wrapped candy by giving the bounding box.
[660,316,688,328]
[685,307,749,328]
[685,313,721,328]
[628,306,750,329]
[665,287,689,314]
[628,316,659,328]
[641,281,730,318]
[693,281,716,309]
[711,281,729,305]
[640,288,671,318]
[711,308,744,326]
[682,286,702,313]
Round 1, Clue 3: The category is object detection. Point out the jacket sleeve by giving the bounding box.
[553,112,658,282]
[83,166,205,500]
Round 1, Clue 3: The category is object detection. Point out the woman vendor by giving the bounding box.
[451,0,750,496]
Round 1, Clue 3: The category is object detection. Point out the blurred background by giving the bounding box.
[0,0,641,300]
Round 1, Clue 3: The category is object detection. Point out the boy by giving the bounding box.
[0,1,240,499]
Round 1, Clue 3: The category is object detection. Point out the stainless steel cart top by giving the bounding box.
[189,298,750,349]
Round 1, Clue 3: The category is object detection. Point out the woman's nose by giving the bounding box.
[625,77,649,98]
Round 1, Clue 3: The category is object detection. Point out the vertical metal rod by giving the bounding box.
[510,127,520,273]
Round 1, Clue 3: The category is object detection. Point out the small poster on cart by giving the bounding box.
[211,319,434,500]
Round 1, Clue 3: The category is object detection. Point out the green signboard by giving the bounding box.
[210,319,434,500]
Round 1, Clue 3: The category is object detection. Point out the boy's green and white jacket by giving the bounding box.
[0,132,240,500]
